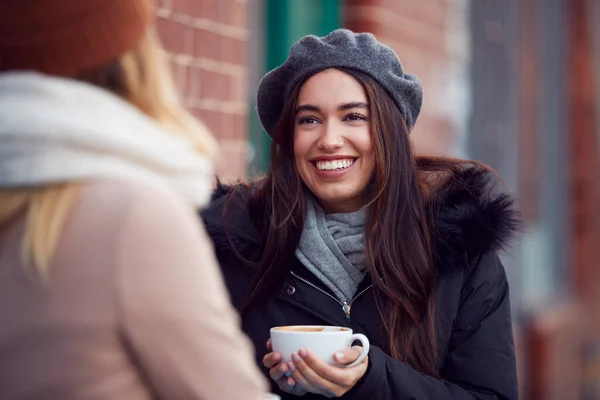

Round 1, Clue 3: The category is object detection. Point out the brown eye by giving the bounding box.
[298,115,320,125]
[343,112,368,122]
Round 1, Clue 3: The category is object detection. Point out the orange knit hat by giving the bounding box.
[0,0,154,76]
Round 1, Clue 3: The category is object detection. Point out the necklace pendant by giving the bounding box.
[342,302,351,320]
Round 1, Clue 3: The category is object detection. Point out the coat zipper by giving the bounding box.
[290,270,375,320]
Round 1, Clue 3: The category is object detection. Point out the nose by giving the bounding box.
[317,121,344,152]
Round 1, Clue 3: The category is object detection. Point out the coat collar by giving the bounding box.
[202,167,521,272]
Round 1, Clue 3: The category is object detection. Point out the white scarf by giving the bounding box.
[0,72,214,208]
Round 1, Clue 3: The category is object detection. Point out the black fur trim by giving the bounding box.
[202,182,262,263]
[431,167,521,271]
[202,169,521,272]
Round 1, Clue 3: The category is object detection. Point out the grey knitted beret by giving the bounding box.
[256,29,423,137]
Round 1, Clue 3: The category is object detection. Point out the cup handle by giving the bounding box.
[342,333,370,368]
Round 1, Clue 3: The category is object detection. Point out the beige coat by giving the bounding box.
[0,180,268,399]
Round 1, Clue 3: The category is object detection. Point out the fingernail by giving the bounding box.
[287,378,295,387]
[335,352,345,361]
[279,365,287,373]
[299,348,308,358]
[288,362,296,372]
[292,352,301,362]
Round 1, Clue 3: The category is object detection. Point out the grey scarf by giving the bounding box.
[295,198,367,303]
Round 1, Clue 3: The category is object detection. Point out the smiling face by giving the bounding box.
[293,68,375,213]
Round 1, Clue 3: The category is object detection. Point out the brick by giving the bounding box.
[186,66,201,99]
[230,1,247,29]
[157,0,173,10]
[155,16,171,42]
[155,0,250,177]
[232,114,247,139]
[170,62,188,97]
[183,25,195,55]
[194,28,222,60]
[221,36,247,66]
[200,69,227,100]
[193,109,222,138]
[156,17,188,55]
[221,112,234,139]
[200,0,218,21]
[227,75,246,103]
[217,0,236,26]
[172,0,203,15]
[236,36,248,65]
[176,64,195,100]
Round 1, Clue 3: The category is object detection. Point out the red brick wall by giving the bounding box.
[569,0,600,321]
[154,0,249,182]
[345,0,466,155]
[568,1,600,396]
[527,302,585,400]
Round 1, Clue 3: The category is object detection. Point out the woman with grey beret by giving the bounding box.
[203,29,520,399]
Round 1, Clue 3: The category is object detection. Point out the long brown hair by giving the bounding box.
[242,68,476,375]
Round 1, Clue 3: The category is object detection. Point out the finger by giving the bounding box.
[333,346,363,366]
[263,352,282,368]
[298,349,347,384]
[266,339,272,351]
[283,376,296,391]
[277,376,305,395]
[269,363,289,381]
[289,352,335,396]
[287,359,319,394]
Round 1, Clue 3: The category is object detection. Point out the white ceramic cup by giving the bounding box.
[270,325,370,368]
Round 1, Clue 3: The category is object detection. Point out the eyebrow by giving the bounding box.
[295,102,369,114]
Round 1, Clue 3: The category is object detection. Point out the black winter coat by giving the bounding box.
[202,168,520,400]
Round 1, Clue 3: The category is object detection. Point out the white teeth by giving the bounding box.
[315,159,355,171]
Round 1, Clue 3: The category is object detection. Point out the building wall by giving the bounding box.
[569,0,600,397]
[155,0,249,182]
[344,0,470,156]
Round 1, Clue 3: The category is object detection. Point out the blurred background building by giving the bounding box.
[154,0,600,398]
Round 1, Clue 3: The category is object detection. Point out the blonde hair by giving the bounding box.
[0,28,218,276]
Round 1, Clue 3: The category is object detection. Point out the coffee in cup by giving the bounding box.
[270,325,369,368]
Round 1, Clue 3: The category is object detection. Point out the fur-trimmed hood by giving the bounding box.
[201,167,521,272]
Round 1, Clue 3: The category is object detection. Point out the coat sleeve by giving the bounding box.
[344,252,518,400]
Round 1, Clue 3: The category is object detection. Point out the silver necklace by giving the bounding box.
[290,271,375,320]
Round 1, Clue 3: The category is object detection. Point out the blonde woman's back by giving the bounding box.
[0,180,267,399]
